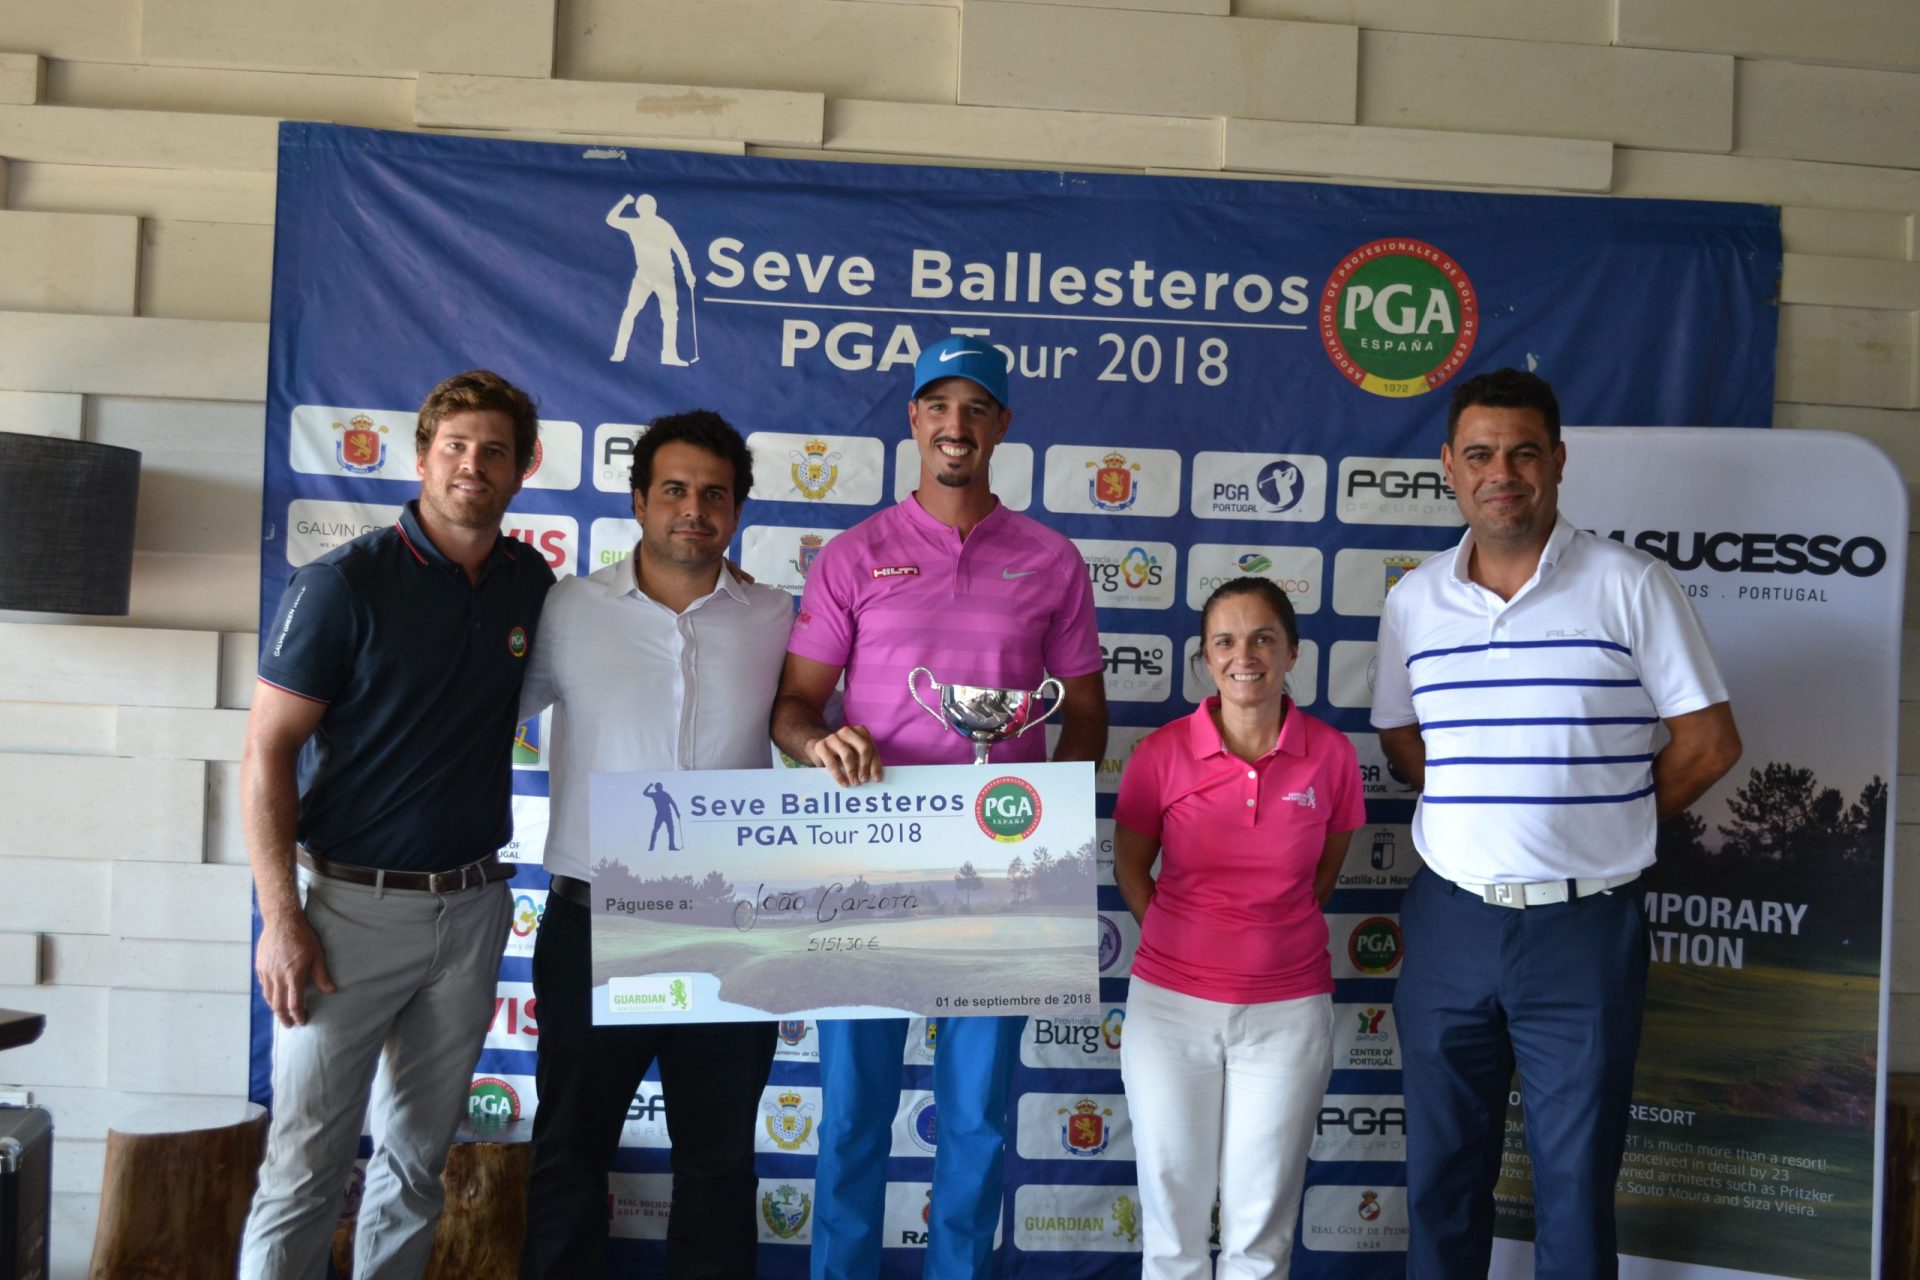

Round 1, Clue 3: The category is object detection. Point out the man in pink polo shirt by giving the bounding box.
[773,334,1108,1278]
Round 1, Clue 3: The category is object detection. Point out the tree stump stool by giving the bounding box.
[88,1099,267,1280]
[328,1139,531,1280]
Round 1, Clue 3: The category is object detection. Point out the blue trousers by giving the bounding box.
[1397,869,1648,1280]
[811,1015,1023,1279]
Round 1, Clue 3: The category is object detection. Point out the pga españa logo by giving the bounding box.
[1320,239,1477,398]
[976,777,1042,843]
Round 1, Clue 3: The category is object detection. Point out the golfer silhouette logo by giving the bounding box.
[644,780,682,852]
[606,193,698,366]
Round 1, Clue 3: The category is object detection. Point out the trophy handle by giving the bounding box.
[1014,677,1067,737]
[907,667,946,726]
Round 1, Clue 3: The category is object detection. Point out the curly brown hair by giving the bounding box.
[415,370,540,475]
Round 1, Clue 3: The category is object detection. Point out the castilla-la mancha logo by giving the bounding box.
[1320,239,1478,398]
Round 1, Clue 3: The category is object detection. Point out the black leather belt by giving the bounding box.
[548,874,590,907]
[297,848,513,893]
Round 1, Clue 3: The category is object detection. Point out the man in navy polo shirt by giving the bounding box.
[239,370,555,1280]
[1371,367,1742,1279]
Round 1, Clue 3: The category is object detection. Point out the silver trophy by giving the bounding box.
[908,667,1065,765]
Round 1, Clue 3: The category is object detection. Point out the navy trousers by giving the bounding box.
[1396,868,1648,1280]
[520,895,777,1280]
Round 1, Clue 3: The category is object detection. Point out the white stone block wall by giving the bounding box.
[0,0,1915,1273]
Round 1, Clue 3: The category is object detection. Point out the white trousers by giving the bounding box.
[1120,976,1332,1280]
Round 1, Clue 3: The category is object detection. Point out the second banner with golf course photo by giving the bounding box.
[586,762,1099,1024]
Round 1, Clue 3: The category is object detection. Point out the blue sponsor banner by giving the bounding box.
[257,122,1778,1277]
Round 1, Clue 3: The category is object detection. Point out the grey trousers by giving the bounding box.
[239,870,512,1280]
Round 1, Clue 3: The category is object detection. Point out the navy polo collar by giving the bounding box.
[395,500,521,577]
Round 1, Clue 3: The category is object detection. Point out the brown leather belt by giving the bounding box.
[548,874,591,908]
[297,848,513,893]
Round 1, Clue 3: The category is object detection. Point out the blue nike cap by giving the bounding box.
[911,336,1009,408]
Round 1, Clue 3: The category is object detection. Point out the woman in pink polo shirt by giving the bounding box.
[1114,576,1364,1278]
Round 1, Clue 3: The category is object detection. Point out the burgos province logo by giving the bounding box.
[1320,239,1477,398]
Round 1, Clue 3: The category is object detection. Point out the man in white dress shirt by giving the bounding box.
[517,410,793,1280]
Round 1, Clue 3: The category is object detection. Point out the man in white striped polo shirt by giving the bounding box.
[1371,368,1742,1280]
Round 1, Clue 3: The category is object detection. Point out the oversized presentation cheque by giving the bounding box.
[586,762,1099,1026]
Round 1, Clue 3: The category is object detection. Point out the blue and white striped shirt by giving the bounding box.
[1371,516,1726,883]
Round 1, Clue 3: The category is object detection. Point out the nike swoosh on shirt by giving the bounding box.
[940,348,987,362]
[1002,568,1038,579]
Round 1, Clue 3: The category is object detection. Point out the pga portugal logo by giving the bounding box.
[976,777,1042,843]
[1321,239,1477,398]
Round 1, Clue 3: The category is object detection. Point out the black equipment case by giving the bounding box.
[0,1105,51,1280]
